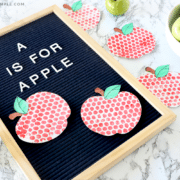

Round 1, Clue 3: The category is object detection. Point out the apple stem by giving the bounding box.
[9,112,22,120]
[95,87,104,96]
[114,28,123,34]
[63,4,72,10]
[145,67,155,75]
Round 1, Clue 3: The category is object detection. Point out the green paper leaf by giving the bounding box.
[14,97,29,114]
[104,85,121,99]
[122,23,133,35]
[71,0,82,12]
[155,65,169,78]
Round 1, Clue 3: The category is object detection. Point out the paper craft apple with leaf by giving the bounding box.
[63,0,100,31]
[81,85,142,136]
[138,65,180,107]
[9,92,71,143]
[107,23,156,59]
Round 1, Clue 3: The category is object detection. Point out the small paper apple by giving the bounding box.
[9,92,71,143]
[107,23,156,59]
[138,65,180,107]
[81,85,142,136]
[172,17,180,41]
[63,0,100,31]
[105,0,130,16]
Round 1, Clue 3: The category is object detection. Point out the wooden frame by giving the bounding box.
[0,5,176,180]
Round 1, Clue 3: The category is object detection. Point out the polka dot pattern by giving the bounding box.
[107,27,156,59]
[16,92,71,143]
[65,5,100,31]
[81,92,142,136]
[138,72,180,107]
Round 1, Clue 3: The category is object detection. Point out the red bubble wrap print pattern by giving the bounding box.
[65,5,100,31]
[107,27,156,59]
[81,92,142,136]
[138,72,180,107]
[15,92,71,143]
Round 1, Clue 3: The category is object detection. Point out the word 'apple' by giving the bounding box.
[138,65,180,107]
[63,1,100,31]
[9,92,71,143]
[81,85,142,136]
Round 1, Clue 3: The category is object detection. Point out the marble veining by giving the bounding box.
[0,0,180,179]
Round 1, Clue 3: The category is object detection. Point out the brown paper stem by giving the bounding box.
[9,112,22,120]
[114,28,123,34]
[95,87,104,96]
[145,67,155,75]
[63,4,72,10]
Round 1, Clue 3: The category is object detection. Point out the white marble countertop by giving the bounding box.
[0,0,180,179]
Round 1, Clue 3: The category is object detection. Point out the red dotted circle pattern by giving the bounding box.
[138,72,180,107]
[81,92,142,136]
[16,92,71,143]
[107,27,156,59]
[65,5,100,31]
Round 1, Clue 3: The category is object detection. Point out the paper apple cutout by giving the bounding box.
[105,0,129,16]
[107,24,156,59]
[81,85,142,136]
[172,17,180,41]
[138,65,180,107]
[9,92,71,143]
[63,1,100,31]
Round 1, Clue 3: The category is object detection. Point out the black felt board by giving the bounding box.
[0,13,161,179]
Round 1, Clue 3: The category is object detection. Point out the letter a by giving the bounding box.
[19,82,30,92]
[17,43,27,52]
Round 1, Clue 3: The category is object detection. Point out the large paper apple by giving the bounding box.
[105,0,129,16]
[9,92,71,143]
[138,65,180,107]
[107,23,156,59]
[63,1,100,31]
[81,85,142,136]
[172,17,180,41]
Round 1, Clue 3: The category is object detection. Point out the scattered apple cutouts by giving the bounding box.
[138,65,180,107]
[63,0,100,31]
[81,85,142,136]
[9,92,71,143]
[107,23,156,59]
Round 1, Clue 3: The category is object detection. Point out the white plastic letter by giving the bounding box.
[50,43,62,53]
[29,74,39,85]
[41,68,50,79]
[51,65,63,73]
[19,82,30,93]
[61,57,73,68]
[29,53,38,64]
[6,67,13,76]
[12,63,23,72]
[17,43,27,52]
[39,49,50,58]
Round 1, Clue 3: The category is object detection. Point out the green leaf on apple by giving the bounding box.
[122,23,133,35]
[14,97,29,114]
[104,85,121,99]
[155,65,169,78]
[71,0,82,12]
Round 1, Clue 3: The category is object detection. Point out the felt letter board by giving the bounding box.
[0,5,176,180]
